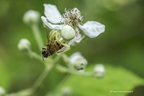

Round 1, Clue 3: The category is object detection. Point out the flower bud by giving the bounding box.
[93,64,105,78]
[61,25,75,40]
[69,52,84,64]
[73,58,88,70]
[0,86,5,96]
[23,10,40,25]
[18,38,31,51]
[61,87,72,96]
[69,52,88,71]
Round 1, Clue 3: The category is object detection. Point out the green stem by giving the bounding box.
[6,55,63,96]
[56,65,93,76]
[31,55,62,94]
[5,89,33,96]
[6,48,63,96]
[31,24,43,51]
[62,54,69,64]
[31,64,53,93]
[62,54,73,69]
[27,49,43,62]
[27,49,53,65]
[69,70,93,76]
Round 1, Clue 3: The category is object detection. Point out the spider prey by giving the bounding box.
[42,30,70,58]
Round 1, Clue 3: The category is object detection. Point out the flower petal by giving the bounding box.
[79,21,105,38]
[41,16,63,29]
[68,33,82,45]
[44,4,63,23]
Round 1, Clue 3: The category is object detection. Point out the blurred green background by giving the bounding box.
[0,0,144,96]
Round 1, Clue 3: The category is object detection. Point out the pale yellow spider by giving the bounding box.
[42,30,70,58]
[49,30,70,53]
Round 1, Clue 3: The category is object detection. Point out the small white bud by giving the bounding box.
[61,87,72,96]
[23,10,40,25]
[93,64,105,78]
[69,52,84,64]
[18,38,31,51]
[61,25,76,40]
[69,52,88,71]
[73,58,88,70]
[0,87,5,95]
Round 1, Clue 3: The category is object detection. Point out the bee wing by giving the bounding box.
[56,47,67,53]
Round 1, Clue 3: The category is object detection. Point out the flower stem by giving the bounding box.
[27,49,43,62]
[31,64,53,93]
[27,49,53,65]
[31,24,43,51]
[56,65,93,76]
[62,54,69,64]
[31,55,62,94]
[5,89,33,96]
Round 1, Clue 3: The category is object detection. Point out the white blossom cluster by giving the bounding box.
[20,3,106,76]
[41,4,105,45]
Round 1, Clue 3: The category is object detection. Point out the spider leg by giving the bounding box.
[57,44,70,53]
[55,31,60,41]
[49,30,60,41]
[49,30,56,41]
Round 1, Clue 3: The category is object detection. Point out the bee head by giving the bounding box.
[41,48,48,58]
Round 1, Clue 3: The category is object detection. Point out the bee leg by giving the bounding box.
[42,55,44,61]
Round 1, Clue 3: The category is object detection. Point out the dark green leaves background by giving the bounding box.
[0,0,144,96]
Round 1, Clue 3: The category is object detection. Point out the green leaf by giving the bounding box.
[57,64,143,96]
[0,60,10,90]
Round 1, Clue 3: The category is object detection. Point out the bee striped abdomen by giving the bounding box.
[42,41,64,58]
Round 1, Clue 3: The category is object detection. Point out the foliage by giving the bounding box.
[56,65,143,96]
[0,0,144,96]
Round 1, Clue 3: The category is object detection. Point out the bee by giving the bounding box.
[41,40,63,58]
[42,30,70,59]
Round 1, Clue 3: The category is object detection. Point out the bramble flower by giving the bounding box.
[41,4,105,45]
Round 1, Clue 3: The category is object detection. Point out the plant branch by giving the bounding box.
[31,55,62,94]
[31,24,43,51]
[56,64,94,76]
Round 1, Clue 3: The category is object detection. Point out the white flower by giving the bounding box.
[79,21,105,38]
[23,10,40,25]
[41,4,105,44]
